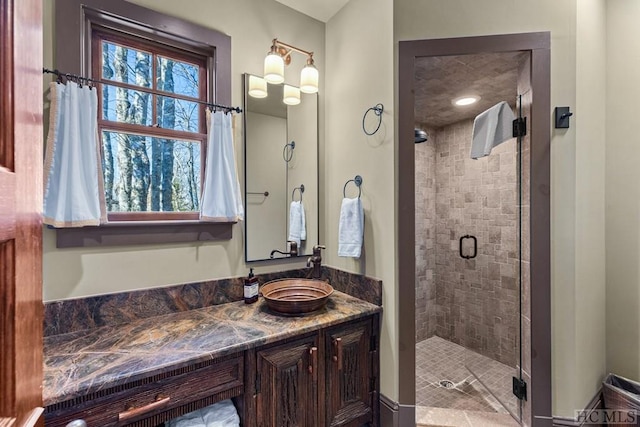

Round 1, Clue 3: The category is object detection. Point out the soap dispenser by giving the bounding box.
[244,268,259,304]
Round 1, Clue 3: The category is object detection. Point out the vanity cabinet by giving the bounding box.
[325,319,377,427]
[249,315,379,427]
[255,334,319,426]
[43,292,381,427]
[44,353,244,427]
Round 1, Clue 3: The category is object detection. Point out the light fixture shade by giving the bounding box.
[300,64,319,94]
[264,52,285,84]
[248,75,268,98]
[283,84,301,105]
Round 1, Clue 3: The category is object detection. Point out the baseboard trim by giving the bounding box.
[552,388,604,427]
[380,393,398,426]
[380,394,415,427]
[380,388,603,426]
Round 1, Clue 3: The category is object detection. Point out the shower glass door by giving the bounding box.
[463,91,528,421]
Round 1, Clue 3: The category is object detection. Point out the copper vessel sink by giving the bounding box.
[260,279,334,315]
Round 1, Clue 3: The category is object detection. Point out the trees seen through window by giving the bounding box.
[94,30,208,220]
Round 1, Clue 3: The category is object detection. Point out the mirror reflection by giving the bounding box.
[243,73,318,262]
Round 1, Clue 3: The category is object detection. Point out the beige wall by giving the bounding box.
[325,0,396,400]
[394,0,607,418]
[574,0,607,412]
[606,0,640,379]
[43,0,325,300]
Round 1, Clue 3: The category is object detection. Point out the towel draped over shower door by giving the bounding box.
[200,110,244,222]
[470,101,516,159]
[43,81,105,227]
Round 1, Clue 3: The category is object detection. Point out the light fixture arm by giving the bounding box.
[271,38,314,65]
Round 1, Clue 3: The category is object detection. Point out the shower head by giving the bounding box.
[414,129,428,144]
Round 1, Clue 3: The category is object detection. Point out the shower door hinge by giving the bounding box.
[512,376,527,401]
[513,117,527,138]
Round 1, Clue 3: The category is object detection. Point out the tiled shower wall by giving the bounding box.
[415,127,437,342]
[415,119,520,367]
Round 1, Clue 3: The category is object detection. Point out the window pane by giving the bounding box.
[101,83,152,126]
[101,41,152,88]
[156,96,200,132]
[101,131,201,212]
[156,56,200,98]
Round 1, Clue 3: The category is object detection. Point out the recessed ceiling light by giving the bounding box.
[453,96,480,106]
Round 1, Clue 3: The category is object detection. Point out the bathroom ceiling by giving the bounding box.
[414,51,529,129]
[274,0,349,22]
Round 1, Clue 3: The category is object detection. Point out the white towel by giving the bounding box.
[338,197,364,258]
[200,111,244,222]
[470,101,516,159]
[167,413,205,427]
[201,399,240,427]
[288,201,306,247]
[167,400,240,427]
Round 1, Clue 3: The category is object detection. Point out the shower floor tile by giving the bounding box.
[416,336,520,419]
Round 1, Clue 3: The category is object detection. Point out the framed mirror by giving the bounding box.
[243,73,319,262]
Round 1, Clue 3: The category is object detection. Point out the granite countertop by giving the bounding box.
[43,290,381,406]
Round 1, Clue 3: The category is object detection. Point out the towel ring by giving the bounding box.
[283,141,295,163]
[292,184,305,202]
[362,103,384,136]
[343,175,363,198]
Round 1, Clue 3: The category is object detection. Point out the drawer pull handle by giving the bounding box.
[118,395,171,422]
[333,338,343,370]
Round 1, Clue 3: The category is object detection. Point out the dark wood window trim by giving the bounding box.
[53,0,234,247]
[55,221,233,248]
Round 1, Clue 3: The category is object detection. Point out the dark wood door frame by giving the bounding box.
[0,0,44,424]
[397,32,551,425]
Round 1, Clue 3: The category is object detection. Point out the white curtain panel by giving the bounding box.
[200,110,244,222]
[43,81,105,227]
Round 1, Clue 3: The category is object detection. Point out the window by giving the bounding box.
[93,29,208,221]
[53,0,232,246]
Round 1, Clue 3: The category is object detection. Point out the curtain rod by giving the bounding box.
[42,68,242,114]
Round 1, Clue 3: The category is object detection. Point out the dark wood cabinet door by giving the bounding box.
[325,320,374,427]
[256,335,319,427]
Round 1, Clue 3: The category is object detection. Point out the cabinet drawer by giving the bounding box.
[45,353,243,427]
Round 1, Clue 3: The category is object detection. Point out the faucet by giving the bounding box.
[270,241,298,259]
[306,245,326,279]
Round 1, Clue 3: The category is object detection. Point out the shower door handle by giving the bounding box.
[459,235,477,259]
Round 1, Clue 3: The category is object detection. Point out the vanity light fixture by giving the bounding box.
[263,38,319,94]
[283,84,301,105]
[264,45,285,84]
[300,59,319,94]
[248,75,268,98]
[453,95,480,106]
